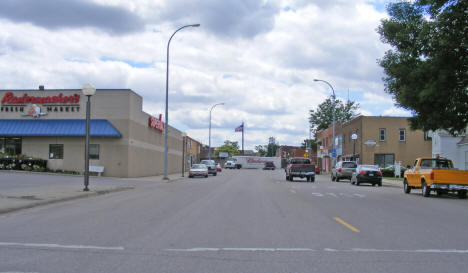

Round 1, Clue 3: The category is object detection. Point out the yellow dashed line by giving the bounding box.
[334,217,360,233]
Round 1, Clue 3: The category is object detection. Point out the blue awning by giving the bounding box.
[0,119,121,138]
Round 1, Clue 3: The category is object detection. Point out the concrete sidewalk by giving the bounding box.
[0,171,187,214]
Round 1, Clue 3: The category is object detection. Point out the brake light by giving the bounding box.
[338,168,342,172]
[377,171,382,176]
[430,171,434,180]
[359,171,367,175]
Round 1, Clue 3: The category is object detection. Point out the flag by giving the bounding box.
[235,124,243,132]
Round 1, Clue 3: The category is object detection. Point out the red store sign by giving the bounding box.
[149,114,165,132]
[1,92,80,104]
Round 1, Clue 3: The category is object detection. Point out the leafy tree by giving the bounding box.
[377,0,468,135]
[255,145,267,156]
[309,98,359,137]
[301,139,317,152]
[215,140,240,157]
[255,137,280,157]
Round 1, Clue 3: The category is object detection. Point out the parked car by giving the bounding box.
[200,159,217,176]
[404,157,468,198]
[189,164,208,178]
[285,157,315,182]
[263,162,275,170]
[351,165,382,186]
[382,164,407,177]
[331,161,358,182]
[216,163,222,172]
[224,160,236,169]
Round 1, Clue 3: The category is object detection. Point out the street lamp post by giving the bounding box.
[163,23,200,180]
[352,132,358,161]
[208,103,224,160]
[82,83,96,191]
[314,79,336,168]
[181,132,187,177]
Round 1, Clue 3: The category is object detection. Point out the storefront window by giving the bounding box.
[49,144,64,159]
[374,154,394,168]
[0,137,22,155]
[89,144,100,160]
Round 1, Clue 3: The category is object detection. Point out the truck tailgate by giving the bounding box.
[291,164,315,172]
[434,170,468,185]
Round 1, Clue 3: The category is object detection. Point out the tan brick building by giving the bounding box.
[317,116,432,172]
[0,87,201,177]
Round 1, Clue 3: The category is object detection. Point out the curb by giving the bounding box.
[0,186,134,215]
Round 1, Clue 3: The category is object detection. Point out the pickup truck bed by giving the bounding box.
[285,158,315,182]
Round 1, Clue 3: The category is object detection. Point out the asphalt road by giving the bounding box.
[1,169,468,273]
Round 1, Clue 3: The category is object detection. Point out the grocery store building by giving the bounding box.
[0,87,191,177]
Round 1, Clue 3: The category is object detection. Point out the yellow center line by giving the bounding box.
[290,189,296,194]
[333,217,360,233]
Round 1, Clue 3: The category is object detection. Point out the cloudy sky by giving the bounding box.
[0,0,411,150]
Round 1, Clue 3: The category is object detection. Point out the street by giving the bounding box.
[1,169,468,273]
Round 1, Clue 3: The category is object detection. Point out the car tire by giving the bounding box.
[310,177,315,182]
[205,174,208,178]
[355,180,360,186]
[457,190,467,199]
[378,182,382,187]
[403,179,411,194]
[290,176,294,182]
[331,174,335,182]
[213,172,217,176]
[436,190,444,196]
[336,177,340,182]
[422,181,430,197]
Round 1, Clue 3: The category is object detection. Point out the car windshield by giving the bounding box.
[290,159,310,164]
[420,159,452,169]
[192,164,206,169]
[265,162,274,166]
[342,162,357,168]
[360,165,379,171]
[200,160,215,165]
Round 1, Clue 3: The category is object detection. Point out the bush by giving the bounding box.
[381,168,394,177]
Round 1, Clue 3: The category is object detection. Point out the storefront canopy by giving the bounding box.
[0,119,121,138]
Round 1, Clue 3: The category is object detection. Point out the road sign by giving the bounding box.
[332,153,337,158]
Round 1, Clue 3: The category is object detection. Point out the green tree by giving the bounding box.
[255,145,267,156]
[377,0,468,135]
[215,140,240,157]
[309,98,359,137]
[255,137,280,157]
[301,139,317,152]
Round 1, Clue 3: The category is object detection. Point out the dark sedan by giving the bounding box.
[263,162,276,170]
[351,165,382,186]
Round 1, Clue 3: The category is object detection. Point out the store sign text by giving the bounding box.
[1,92,80,104]
[149,114,165,132]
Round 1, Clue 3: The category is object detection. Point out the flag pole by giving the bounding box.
[242,121,244,155]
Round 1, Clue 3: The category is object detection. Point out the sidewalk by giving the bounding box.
[0,171,187,214]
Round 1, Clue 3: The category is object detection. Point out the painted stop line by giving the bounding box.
[311,192,366,198]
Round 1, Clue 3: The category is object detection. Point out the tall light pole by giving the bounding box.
[82,83,96,191]
[314,79,336,168]
[208,103,224,160]
[163,23,200,180]
[181,132,187,177]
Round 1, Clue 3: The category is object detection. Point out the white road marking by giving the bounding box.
[164,248,468,254]
[0,242,124,251]
[311,192,366,198]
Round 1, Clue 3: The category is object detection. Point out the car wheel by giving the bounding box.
[422,181,430,197]
[205,174,208,178]
[331,174,335,182]
[310,177,315,182]
[458,190,467,199]
[286,175,289,181]
[355,180,360,186]
[378,182,382,187]
[403,179,411,194]
[290,176,294,182]
[436,190,444,196]
[213,172,217,176]
[336,177,340,182]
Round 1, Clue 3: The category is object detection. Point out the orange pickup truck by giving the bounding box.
[403,157,468,198]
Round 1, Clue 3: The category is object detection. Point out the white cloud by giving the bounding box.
[0,0,404,150]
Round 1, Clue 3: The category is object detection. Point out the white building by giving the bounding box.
[432,130,468,170]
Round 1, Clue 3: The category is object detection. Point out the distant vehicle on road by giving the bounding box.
[285,157,315,182]
[200,160,217,176]
[404,157,468,198]
[332,161,357,182]
[263,162,275,170]
[351,165,382,186]
[189,164,208,178]
[224,160,237,169]
[216,163,222,172]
